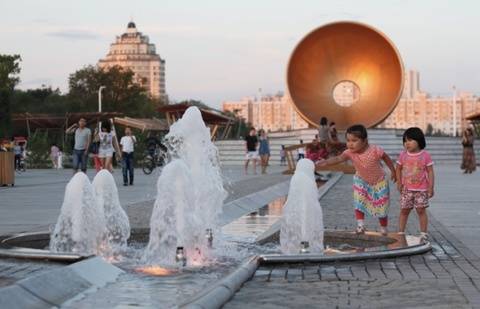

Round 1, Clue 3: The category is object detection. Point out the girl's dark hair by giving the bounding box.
[403,127,426,149]
[346,124,368,140]
[101,122,111,133]
[320,117,328,126]
[329,122,336,127]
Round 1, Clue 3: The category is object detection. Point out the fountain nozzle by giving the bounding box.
[300,241,310,254]
[206,228,213,248]
[175,246,187,266]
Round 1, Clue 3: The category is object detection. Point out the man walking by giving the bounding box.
[120,127,136,186]
[71,118,91,173]
[244,127,259,175]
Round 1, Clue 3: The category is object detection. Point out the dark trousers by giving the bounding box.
[14,155,22,170]
[122,152,134,184]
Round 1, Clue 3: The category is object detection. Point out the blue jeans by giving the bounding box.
[73,149,87,172]
[122,152,134,184]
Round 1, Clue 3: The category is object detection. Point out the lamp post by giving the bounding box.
[452,86,456,137]
[98,86,106,130]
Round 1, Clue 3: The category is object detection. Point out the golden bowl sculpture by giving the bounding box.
[287,21,404,130]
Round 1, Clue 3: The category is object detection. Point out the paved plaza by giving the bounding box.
[0,164,479,308]
[226,169,480,308]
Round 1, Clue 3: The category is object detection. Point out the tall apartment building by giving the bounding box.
[222,94,309,132]
[402,70,420,99]
[379,70,480,135]
[98,22,166,100]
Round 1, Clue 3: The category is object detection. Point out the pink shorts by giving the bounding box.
[400,190,429,209]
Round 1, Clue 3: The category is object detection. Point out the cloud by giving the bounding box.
[46,29,100,40]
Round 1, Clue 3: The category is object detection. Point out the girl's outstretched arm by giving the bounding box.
[382,153,397,183]
[315,153,348,168]
[427,165,435,198]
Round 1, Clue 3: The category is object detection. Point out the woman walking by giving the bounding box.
[97,122,121,172]
[258,129,270,174]
[461,128,476,173]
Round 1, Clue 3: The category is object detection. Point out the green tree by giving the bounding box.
[0,54,21,138]
[68,65,156,117]
[11,86,66,114]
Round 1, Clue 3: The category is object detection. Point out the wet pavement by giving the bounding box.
[1,164,480,308]
[225,173,480,308]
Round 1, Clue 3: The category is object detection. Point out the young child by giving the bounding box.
[316,124,396,235]
[396,127,434,240]
[280,145,286,166]
[297,140,305,161]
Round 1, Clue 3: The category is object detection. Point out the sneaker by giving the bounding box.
[380,227,388,236]
[355,226,366,235]
[123,183,128,186]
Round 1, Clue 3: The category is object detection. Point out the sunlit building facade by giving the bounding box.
[98,22,166,100]
[378,70,480,135]
[222,94,309,132]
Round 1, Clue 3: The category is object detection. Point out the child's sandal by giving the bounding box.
[420,233,429,242]
[355,226,366,235]
[380,227,388,236]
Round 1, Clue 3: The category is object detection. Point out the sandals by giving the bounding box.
[355,226,366,235]
[420,232,429,242]
[380,227,388,236]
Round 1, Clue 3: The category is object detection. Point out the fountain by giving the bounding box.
[280,159,324,254]
[143,106,227,266]
[142,159,197,266]
[49,172,106,255]
[92,170,131,255]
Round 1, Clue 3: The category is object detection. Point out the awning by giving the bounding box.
[114,117,169,131]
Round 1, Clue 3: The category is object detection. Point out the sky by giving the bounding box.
[1,0,480,108]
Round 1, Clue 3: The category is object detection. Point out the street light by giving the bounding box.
[98,86,106,130]
[452,86,456,137]
[98,86,106,113]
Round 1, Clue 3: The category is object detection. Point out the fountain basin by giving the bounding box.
[0,227,431,263]
[255,223,431,263]
[0,228,153,262]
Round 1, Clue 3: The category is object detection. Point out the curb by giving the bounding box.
[220,180,291,225]
[180,256,260,309]
[259,241,432,264]
[0,256,123,309]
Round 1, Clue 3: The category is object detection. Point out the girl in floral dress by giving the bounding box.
[317,124,396,235]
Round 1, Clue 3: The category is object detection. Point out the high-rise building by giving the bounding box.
[379,70,480,135]
[402,70,420,99]
[222,94,309,132]
[98,22,166,100]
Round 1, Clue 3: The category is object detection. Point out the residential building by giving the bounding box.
[98,21,166,100]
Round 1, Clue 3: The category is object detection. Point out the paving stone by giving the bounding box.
[226,173,480,308]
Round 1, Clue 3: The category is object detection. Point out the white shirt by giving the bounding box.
[120,135,136,153]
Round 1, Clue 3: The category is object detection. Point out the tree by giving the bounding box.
[0,54,21,138]
[68,65,156,117]
[11,86,65,114]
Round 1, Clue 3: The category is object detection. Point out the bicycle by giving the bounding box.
[142,144,168,175]
[15,156,26,173]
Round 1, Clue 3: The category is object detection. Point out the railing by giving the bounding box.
[283,142,355,175]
